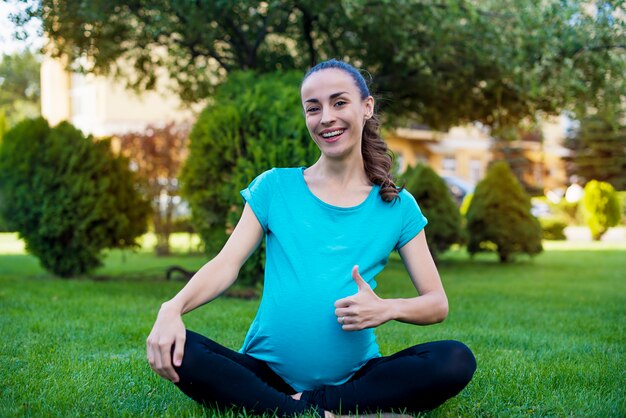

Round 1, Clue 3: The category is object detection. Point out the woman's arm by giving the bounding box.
[146,203,264,382]
[334,230,448,330]
[388,229,449,324]
[162,203,264,315]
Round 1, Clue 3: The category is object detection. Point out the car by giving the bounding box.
[442,175,475,206]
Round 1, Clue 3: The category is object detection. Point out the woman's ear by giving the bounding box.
[364,96,375,119]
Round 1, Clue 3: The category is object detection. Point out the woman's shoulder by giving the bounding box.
[383,186,416,203]
[251,166,303,187]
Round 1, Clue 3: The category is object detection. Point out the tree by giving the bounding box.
[0,50,40,126]
[491,126,545,196]
[581,180,621,240]
[565,113,626,191]
[466,161,543,262]
[402,163,462,260]
[18,0,626,131]
[116,122,190,255]
[0,117,150,277]
[180,71,319,286]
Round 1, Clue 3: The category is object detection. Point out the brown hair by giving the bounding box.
[303,59,402,202]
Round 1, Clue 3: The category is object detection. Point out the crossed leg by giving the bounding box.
[173,330,476,416]
[301,340,477,415]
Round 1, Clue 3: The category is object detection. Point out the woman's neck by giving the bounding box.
[307,155,371,188]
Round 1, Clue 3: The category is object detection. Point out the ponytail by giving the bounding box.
[362,114,401,202]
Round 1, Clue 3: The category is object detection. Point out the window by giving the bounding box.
[442,156,456,175]
[469,159,482,184]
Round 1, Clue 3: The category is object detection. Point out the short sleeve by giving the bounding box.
[395,189,428,250]
[240,169,276,233]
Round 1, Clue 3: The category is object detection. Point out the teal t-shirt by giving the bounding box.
[239,167,428,391]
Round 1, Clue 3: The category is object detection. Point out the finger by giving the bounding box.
[335,307,355,317]
[158,341,176,381]
[170,336,185,382]
[173,334,186,367]
[352,265,369,290]
[341,321,361,331]
[334,297,353,308]
[153,342,164,372]
[146,337,154,365]
[337,315,358,325]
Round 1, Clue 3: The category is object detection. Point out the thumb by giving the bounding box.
[352,265,370,290]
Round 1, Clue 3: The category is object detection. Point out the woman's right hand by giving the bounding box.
[146,302,186,383]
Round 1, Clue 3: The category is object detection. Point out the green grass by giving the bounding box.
[1,234,624,417]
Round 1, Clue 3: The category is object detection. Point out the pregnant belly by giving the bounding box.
[244,317,378,390]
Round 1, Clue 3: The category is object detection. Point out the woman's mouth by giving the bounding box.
[320,129,346,143]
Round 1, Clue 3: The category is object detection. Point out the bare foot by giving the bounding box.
[290,392,302,400]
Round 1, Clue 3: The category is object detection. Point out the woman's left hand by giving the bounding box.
[334,265,392,331]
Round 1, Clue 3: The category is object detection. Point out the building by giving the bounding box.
[41,55,570,194]
[40,55,196,136]
[386,117,570,194]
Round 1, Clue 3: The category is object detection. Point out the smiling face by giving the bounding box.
[301,68,374,161]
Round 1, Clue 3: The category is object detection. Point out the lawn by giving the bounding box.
[0,233,624,417]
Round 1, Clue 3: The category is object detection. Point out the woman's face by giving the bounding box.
[301,68,374,160]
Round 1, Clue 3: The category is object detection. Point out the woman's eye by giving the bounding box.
[307,107,320,113]
[335,100,347,107]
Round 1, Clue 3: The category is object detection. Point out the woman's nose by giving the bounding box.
[321,107,335,125]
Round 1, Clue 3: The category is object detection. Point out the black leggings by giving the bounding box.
[174,329,476,416]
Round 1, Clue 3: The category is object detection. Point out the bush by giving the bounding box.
[616,191,626,226]
[0,197,11,232]
[0,118,150,277]
[466,161,543,262]
[180,71,319,286]
[552,199,582,225]
[539,217,567,240]
[402,163,462,259]
[581,180,621,240]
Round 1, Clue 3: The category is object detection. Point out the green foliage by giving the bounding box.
[0,118,150,277]
[565,113,626,191]
[617,191,626,226]
[180,71,319,286]
[551,199,583,225]
[539,217,567,241]
[466,161,542,262]
[402,163,462,259]
[25,1,626,129]
[0,50,41,127]
[581,180,621,240]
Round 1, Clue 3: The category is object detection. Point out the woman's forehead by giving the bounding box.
[301,68,360,100]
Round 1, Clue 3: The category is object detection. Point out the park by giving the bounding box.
[1,1,625,417]
[1,233,624,416]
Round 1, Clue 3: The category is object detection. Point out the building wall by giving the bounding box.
[40,57,71,127]
[41,55,197,136]
[41,55,570,192]
[387,125,492,186]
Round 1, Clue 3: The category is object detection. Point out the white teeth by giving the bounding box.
[321,129,345,138]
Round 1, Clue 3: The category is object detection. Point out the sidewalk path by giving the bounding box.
[564,226,626,242]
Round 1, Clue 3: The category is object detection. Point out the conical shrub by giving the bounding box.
[402,163,462,260]
[466,161,542,262]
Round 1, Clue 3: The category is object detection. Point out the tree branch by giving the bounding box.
[295,5,317,67]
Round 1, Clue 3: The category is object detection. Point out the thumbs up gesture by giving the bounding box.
[334,265,390,331]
